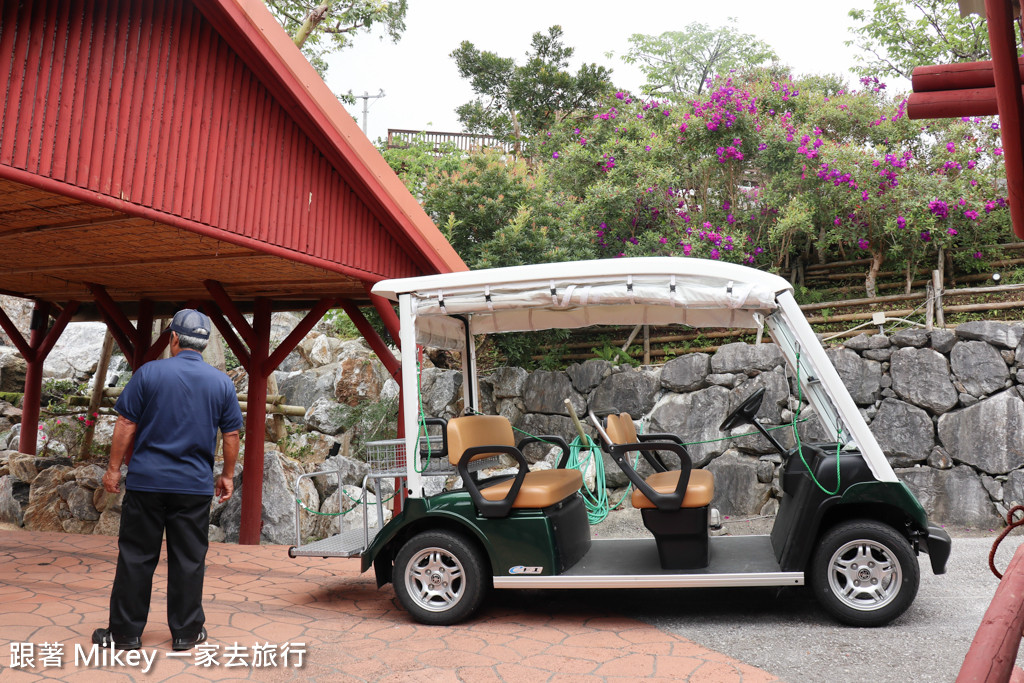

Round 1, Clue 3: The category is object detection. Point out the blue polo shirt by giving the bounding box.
[115,350,244,496]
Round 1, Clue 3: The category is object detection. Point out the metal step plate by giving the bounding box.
[289,527,380,558]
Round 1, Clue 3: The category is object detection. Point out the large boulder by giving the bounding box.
[220,451,317,544]
[660,353,711,393]
[334,356,387,406]
[0,475,23,525]
[955,321,1023,350]
[42,322,108,381]
[950,341,1010,398]
[522,370,585,416]
[304,397,347,436]
[706,450,772,516]
[870,398,934,466]
[898,465,998,528]
[588,370,659,417]
[711,342,784,374]
[826,348,881,406]
[489,367,529,399]
[889,347,958,414]
[277,363,340,412]
[565,360,612,394]
[649,385,731,467]
[937,391,1024,475]
[728,368,790,424]
[0,347,26,393]
[22,465,73,531]
[419,368,463,419]
[313,453,370,500]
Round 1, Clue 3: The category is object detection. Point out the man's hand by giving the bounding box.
[214,474,233,503]
[102,467,121,494]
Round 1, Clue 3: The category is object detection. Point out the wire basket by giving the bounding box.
[364,437,448,476]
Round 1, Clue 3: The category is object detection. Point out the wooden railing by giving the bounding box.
[386,129,514,154]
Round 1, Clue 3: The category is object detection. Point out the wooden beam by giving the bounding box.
[263,297,335,377]
[204,279,255,347]
[200,302,251,368]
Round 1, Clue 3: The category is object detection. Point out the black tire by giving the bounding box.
[809,520,919,627]
[393,530,488,625]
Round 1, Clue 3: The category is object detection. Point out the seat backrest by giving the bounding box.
[605,413,639,445]
[447,415,516,465]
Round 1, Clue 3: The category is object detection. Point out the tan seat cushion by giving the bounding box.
[480,469,583,508]
[631,469,714,509]
[447,415,515,466]
[605,412,639,445]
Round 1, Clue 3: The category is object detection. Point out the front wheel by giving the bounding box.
[393,530,488,625]
[810,520,919,627]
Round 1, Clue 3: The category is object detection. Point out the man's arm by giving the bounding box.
[103,415,137,493]
[215,430,240,503]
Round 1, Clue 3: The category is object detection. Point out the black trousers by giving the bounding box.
[108,490,211,638]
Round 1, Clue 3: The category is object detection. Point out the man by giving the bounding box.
[91,309,243,651]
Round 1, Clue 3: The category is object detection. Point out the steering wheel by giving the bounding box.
[719,387,766,431]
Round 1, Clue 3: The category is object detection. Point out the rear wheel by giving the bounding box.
[810,520,919,627]
[393,530,488,625]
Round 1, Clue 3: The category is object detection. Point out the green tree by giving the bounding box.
[265,0,408,76]
[451,26,614,154]
[846,0,991,80]
[620,19,778,97]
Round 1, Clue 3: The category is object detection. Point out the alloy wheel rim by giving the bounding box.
[826,538,901,611]
[404,546,466,612]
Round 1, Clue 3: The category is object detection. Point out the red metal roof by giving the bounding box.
[0,0,466,310]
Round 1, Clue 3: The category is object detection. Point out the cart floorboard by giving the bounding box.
[492,536,804,589]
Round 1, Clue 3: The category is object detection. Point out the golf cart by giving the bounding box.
[288,257,950,627]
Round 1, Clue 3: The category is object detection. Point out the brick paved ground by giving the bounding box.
[0,530,779,682]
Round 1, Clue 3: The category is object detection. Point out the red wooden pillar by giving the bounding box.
[986,0,1024,239]
[0,301,79,455]
[240,297,271,546]
[203,280,336,544]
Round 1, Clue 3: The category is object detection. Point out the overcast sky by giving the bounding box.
[325,0,883,144]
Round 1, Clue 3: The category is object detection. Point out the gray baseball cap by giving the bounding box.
[168,309,211,340]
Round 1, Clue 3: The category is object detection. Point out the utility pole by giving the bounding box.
[352,89,386,135]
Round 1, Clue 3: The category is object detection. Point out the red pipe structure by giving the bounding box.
[907,0,1024,239]
[957,544,1024,681]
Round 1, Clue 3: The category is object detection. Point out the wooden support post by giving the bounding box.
[933,269,946,328]
[16,301,79,455]
[80,330,114,458]
[643,325,651,365]
[925,282,935,332]
[239,297,271,545]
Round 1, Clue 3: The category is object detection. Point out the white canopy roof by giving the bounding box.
[372,257,793,349]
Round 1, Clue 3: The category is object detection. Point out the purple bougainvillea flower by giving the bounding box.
[857,238,870,250]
